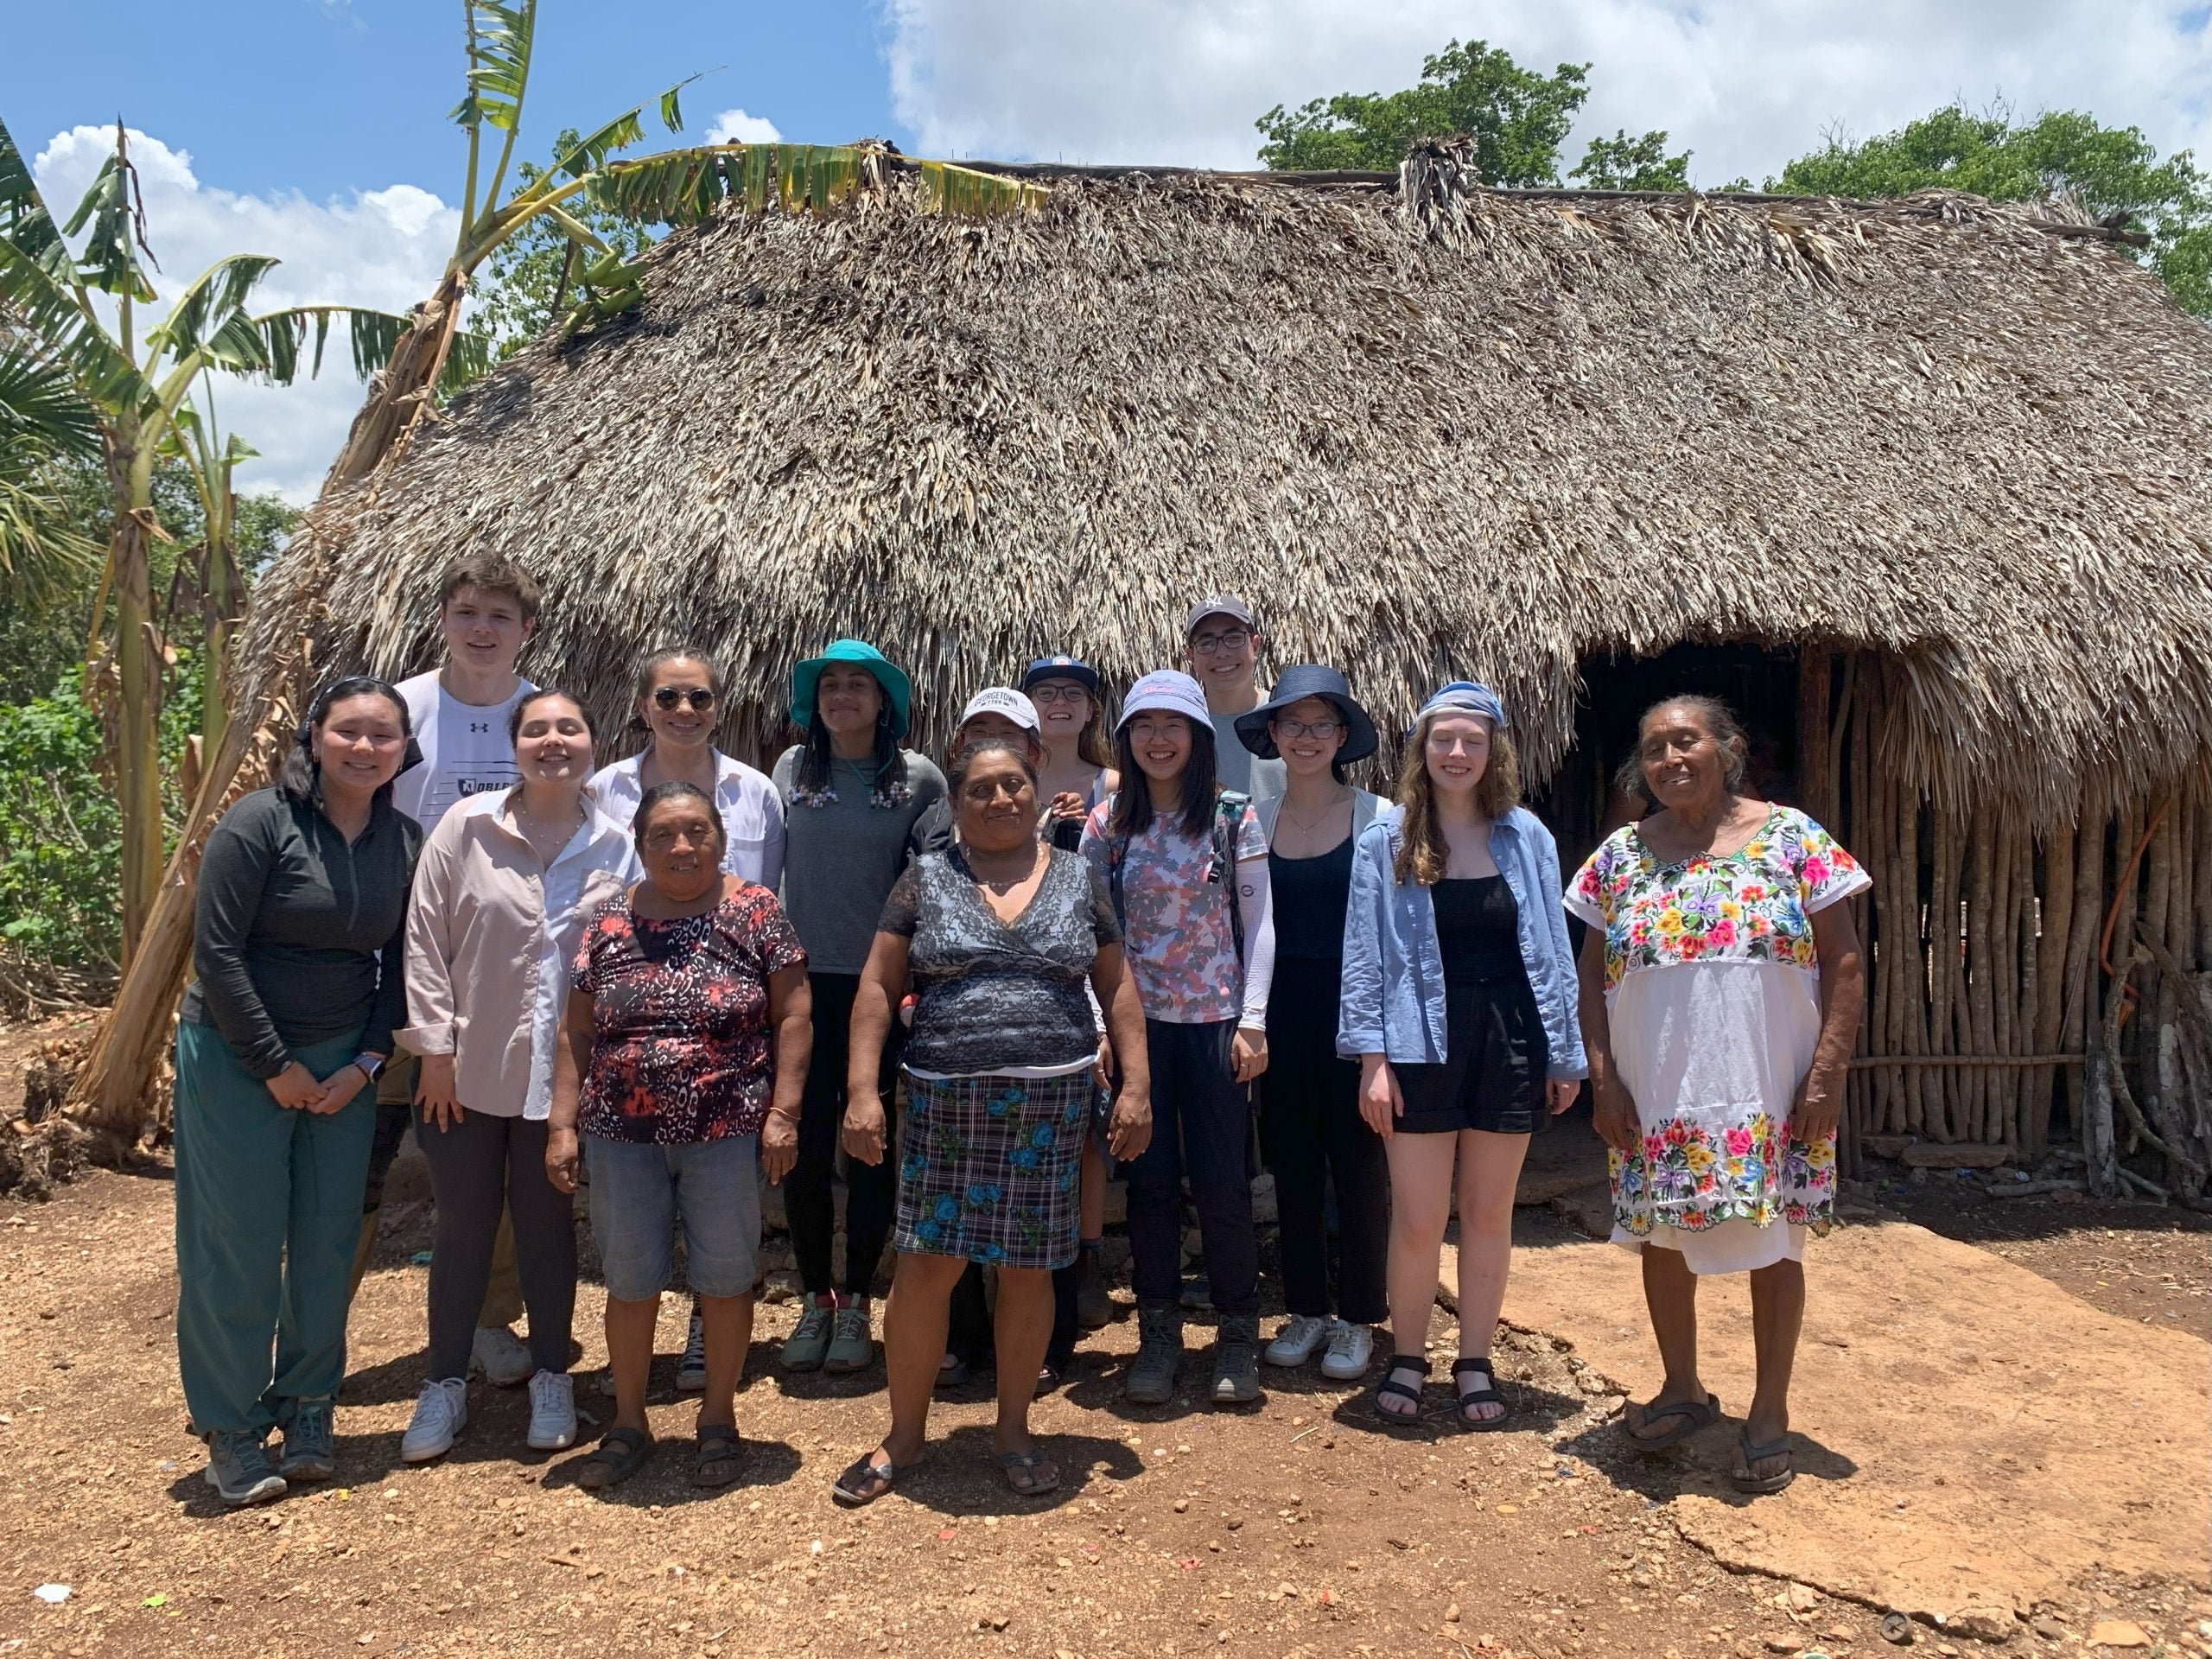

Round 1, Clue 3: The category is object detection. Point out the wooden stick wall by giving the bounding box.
[1819,652,2212,1180]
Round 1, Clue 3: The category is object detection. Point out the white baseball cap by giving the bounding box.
[957,686,1041,733]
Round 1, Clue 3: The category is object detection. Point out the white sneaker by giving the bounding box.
[525,1370,577,1451]
[1264,1313,1333,1368]
[1319,1319,1376,1381]
[400,1377,468,1463]
[675,1310,708,1392]
[471,1325,533,1387]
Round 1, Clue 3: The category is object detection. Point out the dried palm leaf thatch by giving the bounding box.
[246,156,2212,810]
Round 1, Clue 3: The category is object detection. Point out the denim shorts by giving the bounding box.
[583,1133,761,1301]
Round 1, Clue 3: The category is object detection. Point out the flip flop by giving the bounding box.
[575,1425,655,1491]
[830,1451,903,1508]
[1731,1429,1796,1494]
[997,1448,1061,1497]
[1622,1392,1722,1452]
[691,1427,743,1488]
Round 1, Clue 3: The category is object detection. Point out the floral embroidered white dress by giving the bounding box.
[1563,805,1869,1274]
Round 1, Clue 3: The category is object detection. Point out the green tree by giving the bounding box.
[1256,40,1591,181]
[1255,39,1682,189]
[1771,104,2211,316]
[1570,128,1692,191]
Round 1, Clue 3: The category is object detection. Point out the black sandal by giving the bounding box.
[691,1427,743,1487]
[575,1425,655,1491]
[1452,1356,1510,1430]
[830,1451,903,1508]
[1372,1355,1430,1426]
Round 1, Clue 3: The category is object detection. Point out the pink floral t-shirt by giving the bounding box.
[1079,796,1265,1024]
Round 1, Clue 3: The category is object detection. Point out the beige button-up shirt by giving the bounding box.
[396,789,639,1119]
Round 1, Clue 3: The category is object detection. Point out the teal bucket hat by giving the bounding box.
[789,639,914,738]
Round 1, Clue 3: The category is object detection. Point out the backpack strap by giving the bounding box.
[1212,790,1250,963]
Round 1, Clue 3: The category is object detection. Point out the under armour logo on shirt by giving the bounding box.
[469,721,492,734]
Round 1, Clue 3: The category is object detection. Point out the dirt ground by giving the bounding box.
[2,1021,2208,1659]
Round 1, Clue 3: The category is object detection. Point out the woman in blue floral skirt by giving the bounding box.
[831,735,1150,1504]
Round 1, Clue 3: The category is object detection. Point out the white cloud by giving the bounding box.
[882,0,2212,188]
[704,108,784,145]
[32,125,458,505]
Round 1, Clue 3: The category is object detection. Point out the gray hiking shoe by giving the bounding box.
[823,1301,875,1374]
[1211,1313,1262,1406]
[781,1295,836,1372]
[276,1398,334,1481]
[204,1430,287,1507]
[1124,1300,1183,1405]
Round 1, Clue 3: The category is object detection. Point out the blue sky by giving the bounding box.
[0,0,906,203]
[3,0,2205,499]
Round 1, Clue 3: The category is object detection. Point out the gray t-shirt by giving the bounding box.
[770,746,949,976]
[1211,709,1285,803]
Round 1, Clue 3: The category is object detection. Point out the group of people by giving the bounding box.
[174,556,1867,1512]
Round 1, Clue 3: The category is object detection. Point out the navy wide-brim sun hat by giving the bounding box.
[1234,664,1379,761]
[789,639,914,738]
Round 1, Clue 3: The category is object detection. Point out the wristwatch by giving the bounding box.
[353,1052,388,1082]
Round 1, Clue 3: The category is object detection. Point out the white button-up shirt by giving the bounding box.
[589,748,786,891]
[396,789,639,1119]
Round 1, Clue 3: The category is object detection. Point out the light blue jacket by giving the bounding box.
[1336,805,1587,1079]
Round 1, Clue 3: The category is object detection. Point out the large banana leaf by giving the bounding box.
[59,137,159,303]
[142,253,283,359]
[213,305,486,395]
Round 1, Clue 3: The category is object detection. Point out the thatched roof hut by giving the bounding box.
[250,146,2212,1171]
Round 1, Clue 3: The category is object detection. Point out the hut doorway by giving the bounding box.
[1535,641,1805,873]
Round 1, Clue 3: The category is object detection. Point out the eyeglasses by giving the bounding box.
[643,824,716,851]
[1028,684,1090,705]
[1271,718,1342,741]
[652,686,716,712]
[1190,628,1251,658]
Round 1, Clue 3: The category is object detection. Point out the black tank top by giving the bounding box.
[1269,837,1356,959]
[1433,875,1524,984]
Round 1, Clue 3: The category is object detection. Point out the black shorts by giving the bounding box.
[1391,973,1548,1136]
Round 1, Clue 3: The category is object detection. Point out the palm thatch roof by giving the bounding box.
[254,144,2212,808]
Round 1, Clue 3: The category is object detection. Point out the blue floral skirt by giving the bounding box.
[893,1070,1089,1269]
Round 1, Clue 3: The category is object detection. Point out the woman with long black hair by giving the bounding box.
[769,639,947,1376]
[175,677,423,1504]
[1079,670,1275,1408]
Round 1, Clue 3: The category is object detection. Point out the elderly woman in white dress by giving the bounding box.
[1566,695,1866,1495]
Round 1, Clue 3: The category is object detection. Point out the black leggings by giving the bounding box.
[415,1109,575,1381]
[1264,956,1389,1324]
[787,972,902,1297]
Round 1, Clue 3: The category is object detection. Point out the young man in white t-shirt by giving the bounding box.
[352,555,543,1388]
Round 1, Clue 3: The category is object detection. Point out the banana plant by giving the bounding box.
[0,115,432,967]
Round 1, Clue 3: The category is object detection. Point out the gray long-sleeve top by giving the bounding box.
[181,786,423,1077]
